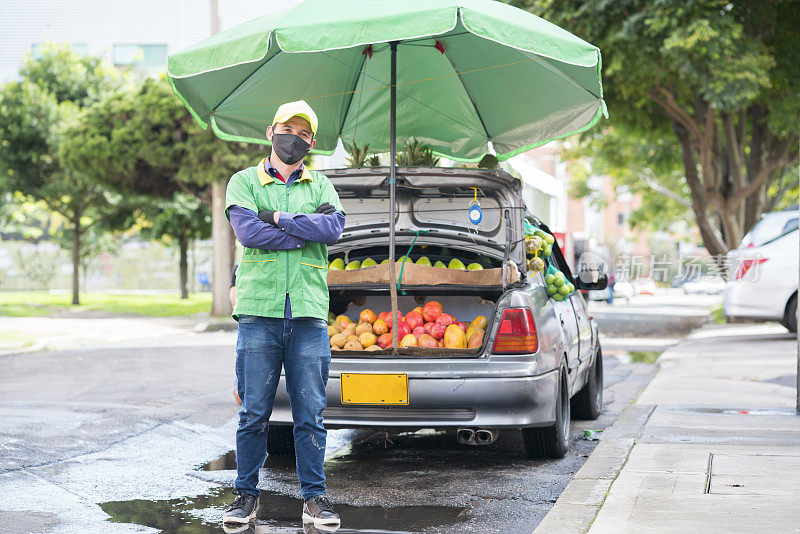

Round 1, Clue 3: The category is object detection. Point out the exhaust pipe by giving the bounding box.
[457,428,475,445]
[474,429,499,445]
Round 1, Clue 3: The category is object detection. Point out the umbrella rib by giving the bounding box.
[320,50,487,139]
[210,46,282,120]
[536,55,600,100]
[337,53,369,139]
[438,46,491,142]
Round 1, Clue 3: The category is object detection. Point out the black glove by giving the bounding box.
[258,210,276,225]
[314,202,336,215]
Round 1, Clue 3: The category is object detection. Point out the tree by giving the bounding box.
[0,44,126,304]
[135,194,211,299]
[515,0,800,255]
[62,76,260,311]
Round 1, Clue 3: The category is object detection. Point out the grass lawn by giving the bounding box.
[0,291,213,317]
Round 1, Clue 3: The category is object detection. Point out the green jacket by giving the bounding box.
[225,158,343,321]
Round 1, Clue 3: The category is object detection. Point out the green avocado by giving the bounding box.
[448,258,466,270]
[433,260,447,268]
[328,258,345,270]
[345,260,362,270]
[467,262,483,271]
[416,256,432,266]
[361,257,377,268]
[381,258,390,264]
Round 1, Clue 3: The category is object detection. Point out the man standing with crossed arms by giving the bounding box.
[222,100,344,529]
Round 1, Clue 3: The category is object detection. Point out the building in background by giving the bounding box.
[0,0,301,81]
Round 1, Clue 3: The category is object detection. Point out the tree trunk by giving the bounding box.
[71,215,81,305]
[210,180,233,316]
[179,231,189,300]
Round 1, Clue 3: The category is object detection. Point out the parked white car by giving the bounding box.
[724,209,799,332]
[682,276,726,295]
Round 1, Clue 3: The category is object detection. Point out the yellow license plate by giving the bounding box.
[340,373,409,405]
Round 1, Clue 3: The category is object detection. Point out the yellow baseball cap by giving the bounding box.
[271,100,318,136]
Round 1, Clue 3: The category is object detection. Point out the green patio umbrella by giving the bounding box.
[167,0,604,335]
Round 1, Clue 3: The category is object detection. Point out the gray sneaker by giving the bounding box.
[302,495,340,528]
[223,492,258,524]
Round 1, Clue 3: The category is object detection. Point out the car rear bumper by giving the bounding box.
[268,371,558,430]
[724,281,783,320]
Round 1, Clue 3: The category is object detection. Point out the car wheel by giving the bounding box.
[782,294,797,333]
[522,368,570,459]
[266,425,295,456]
[571,348,603,420]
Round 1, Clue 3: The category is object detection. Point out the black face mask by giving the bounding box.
[271,133,311,165]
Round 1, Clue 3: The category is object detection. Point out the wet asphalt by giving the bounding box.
[0,310,670,534]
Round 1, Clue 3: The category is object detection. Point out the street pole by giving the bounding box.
[208,0,235,316]
[796,115,799,414]
[388,41,399,354]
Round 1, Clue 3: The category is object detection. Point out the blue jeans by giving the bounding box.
[234,316,331,500]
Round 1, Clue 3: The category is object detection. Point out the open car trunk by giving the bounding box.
[323,167,526,358]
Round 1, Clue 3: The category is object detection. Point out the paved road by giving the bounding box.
[0,310,670,534]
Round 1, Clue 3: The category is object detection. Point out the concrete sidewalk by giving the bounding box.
[536,323,800,533]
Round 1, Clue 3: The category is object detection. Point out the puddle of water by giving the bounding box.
[202,451,296,470]
[100,487,468,534]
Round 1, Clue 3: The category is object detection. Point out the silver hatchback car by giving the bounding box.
[267,167,606,458]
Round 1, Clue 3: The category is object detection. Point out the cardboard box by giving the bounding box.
[327,261,520,287]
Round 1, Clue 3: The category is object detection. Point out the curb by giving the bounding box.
[533,403,655,533]
[193,319,238,333]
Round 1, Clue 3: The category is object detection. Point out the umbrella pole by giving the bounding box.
[388,41,399,353]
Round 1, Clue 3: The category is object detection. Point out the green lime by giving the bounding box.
[551,293,564,301]
[545,274,555,285]
[559,285,571,295]
[546,284,558,295]
[567,283,575,293]
[543,244,552,257]
[543,234,555,245]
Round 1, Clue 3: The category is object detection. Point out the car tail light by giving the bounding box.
[734,258,767,280]
[492,308,538,354]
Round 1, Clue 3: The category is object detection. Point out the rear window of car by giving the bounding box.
[741,213,799,247]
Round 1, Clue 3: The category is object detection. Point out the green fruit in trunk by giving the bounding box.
[361,257,377,268]
[434,260,447,268]
[329,258,345,270]
[416,256,432,266]
[467,263,483,271]
[345,260,362,270]
[381,258,390,264]
[448,258,466,270]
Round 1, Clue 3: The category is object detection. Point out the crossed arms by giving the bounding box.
[228,205,345,250]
